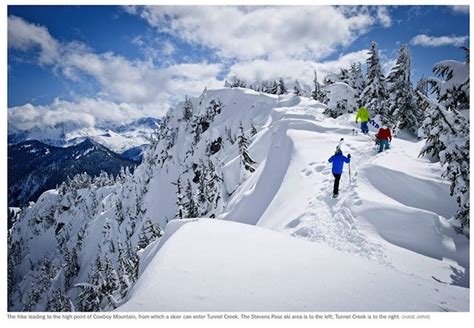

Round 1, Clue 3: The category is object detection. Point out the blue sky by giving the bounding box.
[7,5,469,129]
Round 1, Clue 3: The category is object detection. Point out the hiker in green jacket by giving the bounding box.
[355,107,370,134]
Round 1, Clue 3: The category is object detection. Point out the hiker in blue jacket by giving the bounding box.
[328,149,351,198]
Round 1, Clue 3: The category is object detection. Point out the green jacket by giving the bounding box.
[355,107,370,123]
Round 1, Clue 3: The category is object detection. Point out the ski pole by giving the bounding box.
[349,162,351,183]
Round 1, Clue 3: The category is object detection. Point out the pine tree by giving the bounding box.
[117,243,132,299]
[7,254,17,308]
[386,43,420,133]
[195,161,208,215]
[101,254,119,309]
[439,109,469,230]
[64,247,80,289]
[250,121,258,137]
[8,238,22,306]
[428,49,470,111]
[126,241,139,283]
[174,177,185,219]
[349,62,366,101]
[137,225,150,250]
[277,78,287,94]
[115,199,125,225]
[184,180,199,218]
[76,281,101,312]
[419,94,470,231]
[415,78,431,138]
[269,80,278,94]
[261,81,271,94]
[360,41,387,117]
[206,159,224,217]
[311,70,326,103]
[23,288,42,311]
[311,70,318,100]
[338,68,350,84]
[38,257,56,290]
[46,289,72,311]
[237,122,257,173]
[419,95,450,160]
[230,77,247,88]
[293,80,302,96]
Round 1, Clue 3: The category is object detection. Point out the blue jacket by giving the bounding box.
[328,152,350,174]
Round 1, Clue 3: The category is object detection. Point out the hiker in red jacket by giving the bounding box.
[375,125,392,153]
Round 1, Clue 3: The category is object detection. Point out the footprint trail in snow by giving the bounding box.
[289,137,389,265]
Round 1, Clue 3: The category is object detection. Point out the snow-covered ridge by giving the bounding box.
[8,87,468,312]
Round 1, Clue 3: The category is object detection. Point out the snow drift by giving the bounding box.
[119,219,468,312]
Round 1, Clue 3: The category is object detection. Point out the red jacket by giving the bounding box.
[376,128,392,141]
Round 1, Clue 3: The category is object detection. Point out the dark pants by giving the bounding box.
[333,173,341,196]
[378,139,390,153]
[361,121,369,134]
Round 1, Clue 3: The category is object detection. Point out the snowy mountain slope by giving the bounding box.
[8,139,138,206]
[116,89,468,311]
[8,87,468,312]
[118,219,468,312]
[8,117,160,153]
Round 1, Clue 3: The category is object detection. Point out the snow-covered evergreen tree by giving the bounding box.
[311,70,327,103]
[324,82,357,118]
[228,76,247,88]
[420,97,469,230]
[439,109,469,231]
[427,47,470,111]
[419,49,470,232]
[386,43,420,133]
[277,78,287,95]
[64,247,80,289]
[415,78,431,138]
[182,96,194,121]
[46,290,73,312]
[348,62,366,102]
[174,177,185,219]
[293,79,302,96]
[338,68,350,84]
[184,179,199,218]
[269,80,278,94]
[204,159,224,218]
[237,122,257,173]
[360,41,387,117]
[250,121,258,137]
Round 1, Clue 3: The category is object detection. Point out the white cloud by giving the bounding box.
[8,15,60,65]
[8,15,224,125]
[8,98,162,132]
[377,6,392,28]
[129,6,377,60]
[162,41,176,56]
[410,34,468,47]
[451,6,469,15]
[61,51,222,104]
[226,50,369,86]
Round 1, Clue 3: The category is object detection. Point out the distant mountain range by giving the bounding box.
[8,138,139,207]
[8,116,160,154]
